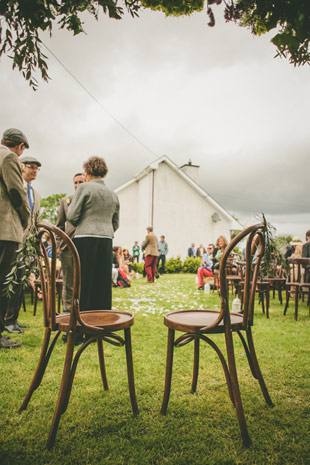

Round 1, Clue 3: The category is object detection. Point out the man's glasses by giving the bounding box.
[25,164,40,171]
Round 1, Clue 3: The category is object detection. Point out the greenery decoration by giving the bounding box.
[40,193,66,224]
[2,220,40,298]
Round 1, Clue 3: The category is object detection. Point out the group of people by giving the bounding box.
[2,127,309,349]
[189,236,230,290]
[112,232,169,285]
[0,127,120,348]
[1,129,37,348]
[0,126,169,348]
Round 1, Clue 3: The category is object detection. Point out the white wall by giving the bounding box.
[114,161,235,259]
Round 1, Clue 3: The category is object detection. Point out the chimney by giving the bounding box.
[180,159,200,183]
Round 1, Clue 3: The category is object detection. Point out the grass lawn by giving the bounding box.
[0,273,309,465]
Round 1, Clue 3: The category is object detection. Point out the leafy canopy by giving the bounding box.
[0,0,140,89]
[0,1,309,90]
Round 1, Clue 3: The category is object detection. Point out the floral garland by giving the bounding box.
[2,214,40,298]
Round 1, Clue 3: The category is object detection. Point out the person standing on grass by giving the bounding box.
[157,235,168,274]
[4,155,42,335]
[302,229,310,282]
[142,226,159,283]
[132,241,140,263]
[67,156,119,312]
[0,128,30,349]
[56,172,85,313]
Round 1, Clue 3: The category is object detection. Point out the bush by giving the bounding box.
[165,257,183,273]
[182,257,201,273]
[131,262,144,274]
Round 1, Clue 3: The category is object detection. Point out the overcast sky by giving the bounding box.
[0,6,309,239]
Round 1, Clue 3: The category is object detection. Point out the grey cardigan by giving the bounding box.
[67,179,119,238]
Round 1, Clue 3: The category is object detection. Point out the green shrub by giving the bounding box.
[165,257,183,273]
[182,257,201,273]
[131,262,144,274]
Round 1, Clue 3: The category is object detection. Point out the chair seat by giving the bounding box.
[164,310,243,334]
[56,310,134,333]
[226,275,241,281]
[286,282,310,287]
[263,277,286,283]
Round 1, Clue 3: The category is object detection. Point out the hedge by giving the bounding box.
[131,256,201,274]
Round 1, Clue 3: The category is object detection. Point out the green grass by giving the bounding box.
[0,274,309,465]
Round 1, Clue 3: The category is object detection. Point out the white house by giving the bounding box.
[114,155,242,259]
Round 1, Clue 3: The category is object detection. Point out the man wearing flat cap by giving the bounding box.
[20,156,42,224]
[4,154,42,335]
[0,128,30,348]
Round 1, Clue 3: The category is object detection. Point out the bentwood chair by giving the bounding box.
[239,261,271,318]
[283,257,310,320]
[263,261,286,305]
[161,221,273,447]
[19,222,138,449]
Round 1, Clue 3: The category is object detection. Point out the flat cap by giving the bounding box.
[2,128,29,149]
[20,156,41,167]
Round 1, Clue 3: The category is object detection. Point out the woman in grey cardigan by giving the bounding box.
[67,156,119,311]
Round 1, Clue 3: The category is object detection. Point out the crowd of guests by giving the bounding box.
[1,127,309,350]
[189,236,237,291]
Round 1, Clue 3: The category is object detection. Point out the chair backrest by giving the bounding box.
[36,222,81,330]
[202,222,266,332]
[287,257,310,284]
[223,223,265,328]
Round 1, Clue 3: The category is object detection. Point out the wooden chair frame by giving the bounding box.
[283,257,310,320]
[18,223,138,449]
[161,221,274,446]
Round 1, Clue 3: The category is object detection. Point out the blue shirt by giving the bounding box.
[158,241,168,255]
[202,252,213,270]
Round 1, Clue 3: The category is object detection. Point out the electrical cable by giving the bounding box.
[42,42,157,160]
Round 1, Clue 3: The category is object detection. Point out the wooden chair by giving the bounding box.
[239,261,271,318]
[33,278,63,315]
[263,263,286,305]
[19,222,138,449]
[160,221,273,447]
[283,257,310,320]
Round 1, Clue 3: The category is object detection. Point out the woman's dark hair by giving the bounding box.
[83,156,108,178]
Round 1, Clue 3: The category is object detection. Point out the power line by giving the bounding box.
[42,42,158,159]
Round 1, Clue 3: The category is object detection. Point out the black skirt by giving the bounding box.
[73,237,112,311]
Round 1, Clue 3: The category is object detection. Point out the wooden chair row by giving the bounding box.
[19,221,273,450]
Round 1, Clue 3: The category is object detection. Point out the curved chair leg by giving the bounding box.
[260,292,265,314]
[283,288,290,315]
[246,328,273,407]
[98,337,109,391]
[294,286,299,321]
[124,328,138,415]
[236,331,257,380]
[19,329,59,412]
[33,286,38,316]
[47,331,75,449]
[278,287,282,305]
[161,328,175,415]
[266,289,270,319]
[191,337,199,393]
[225,330,251,447]
[199,334,235,405]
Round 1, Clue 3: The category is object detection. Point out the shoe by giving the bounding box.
[198,286,204,290]
[4,323,23,333]
[17,321,29,328]
[0,335,22,348]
